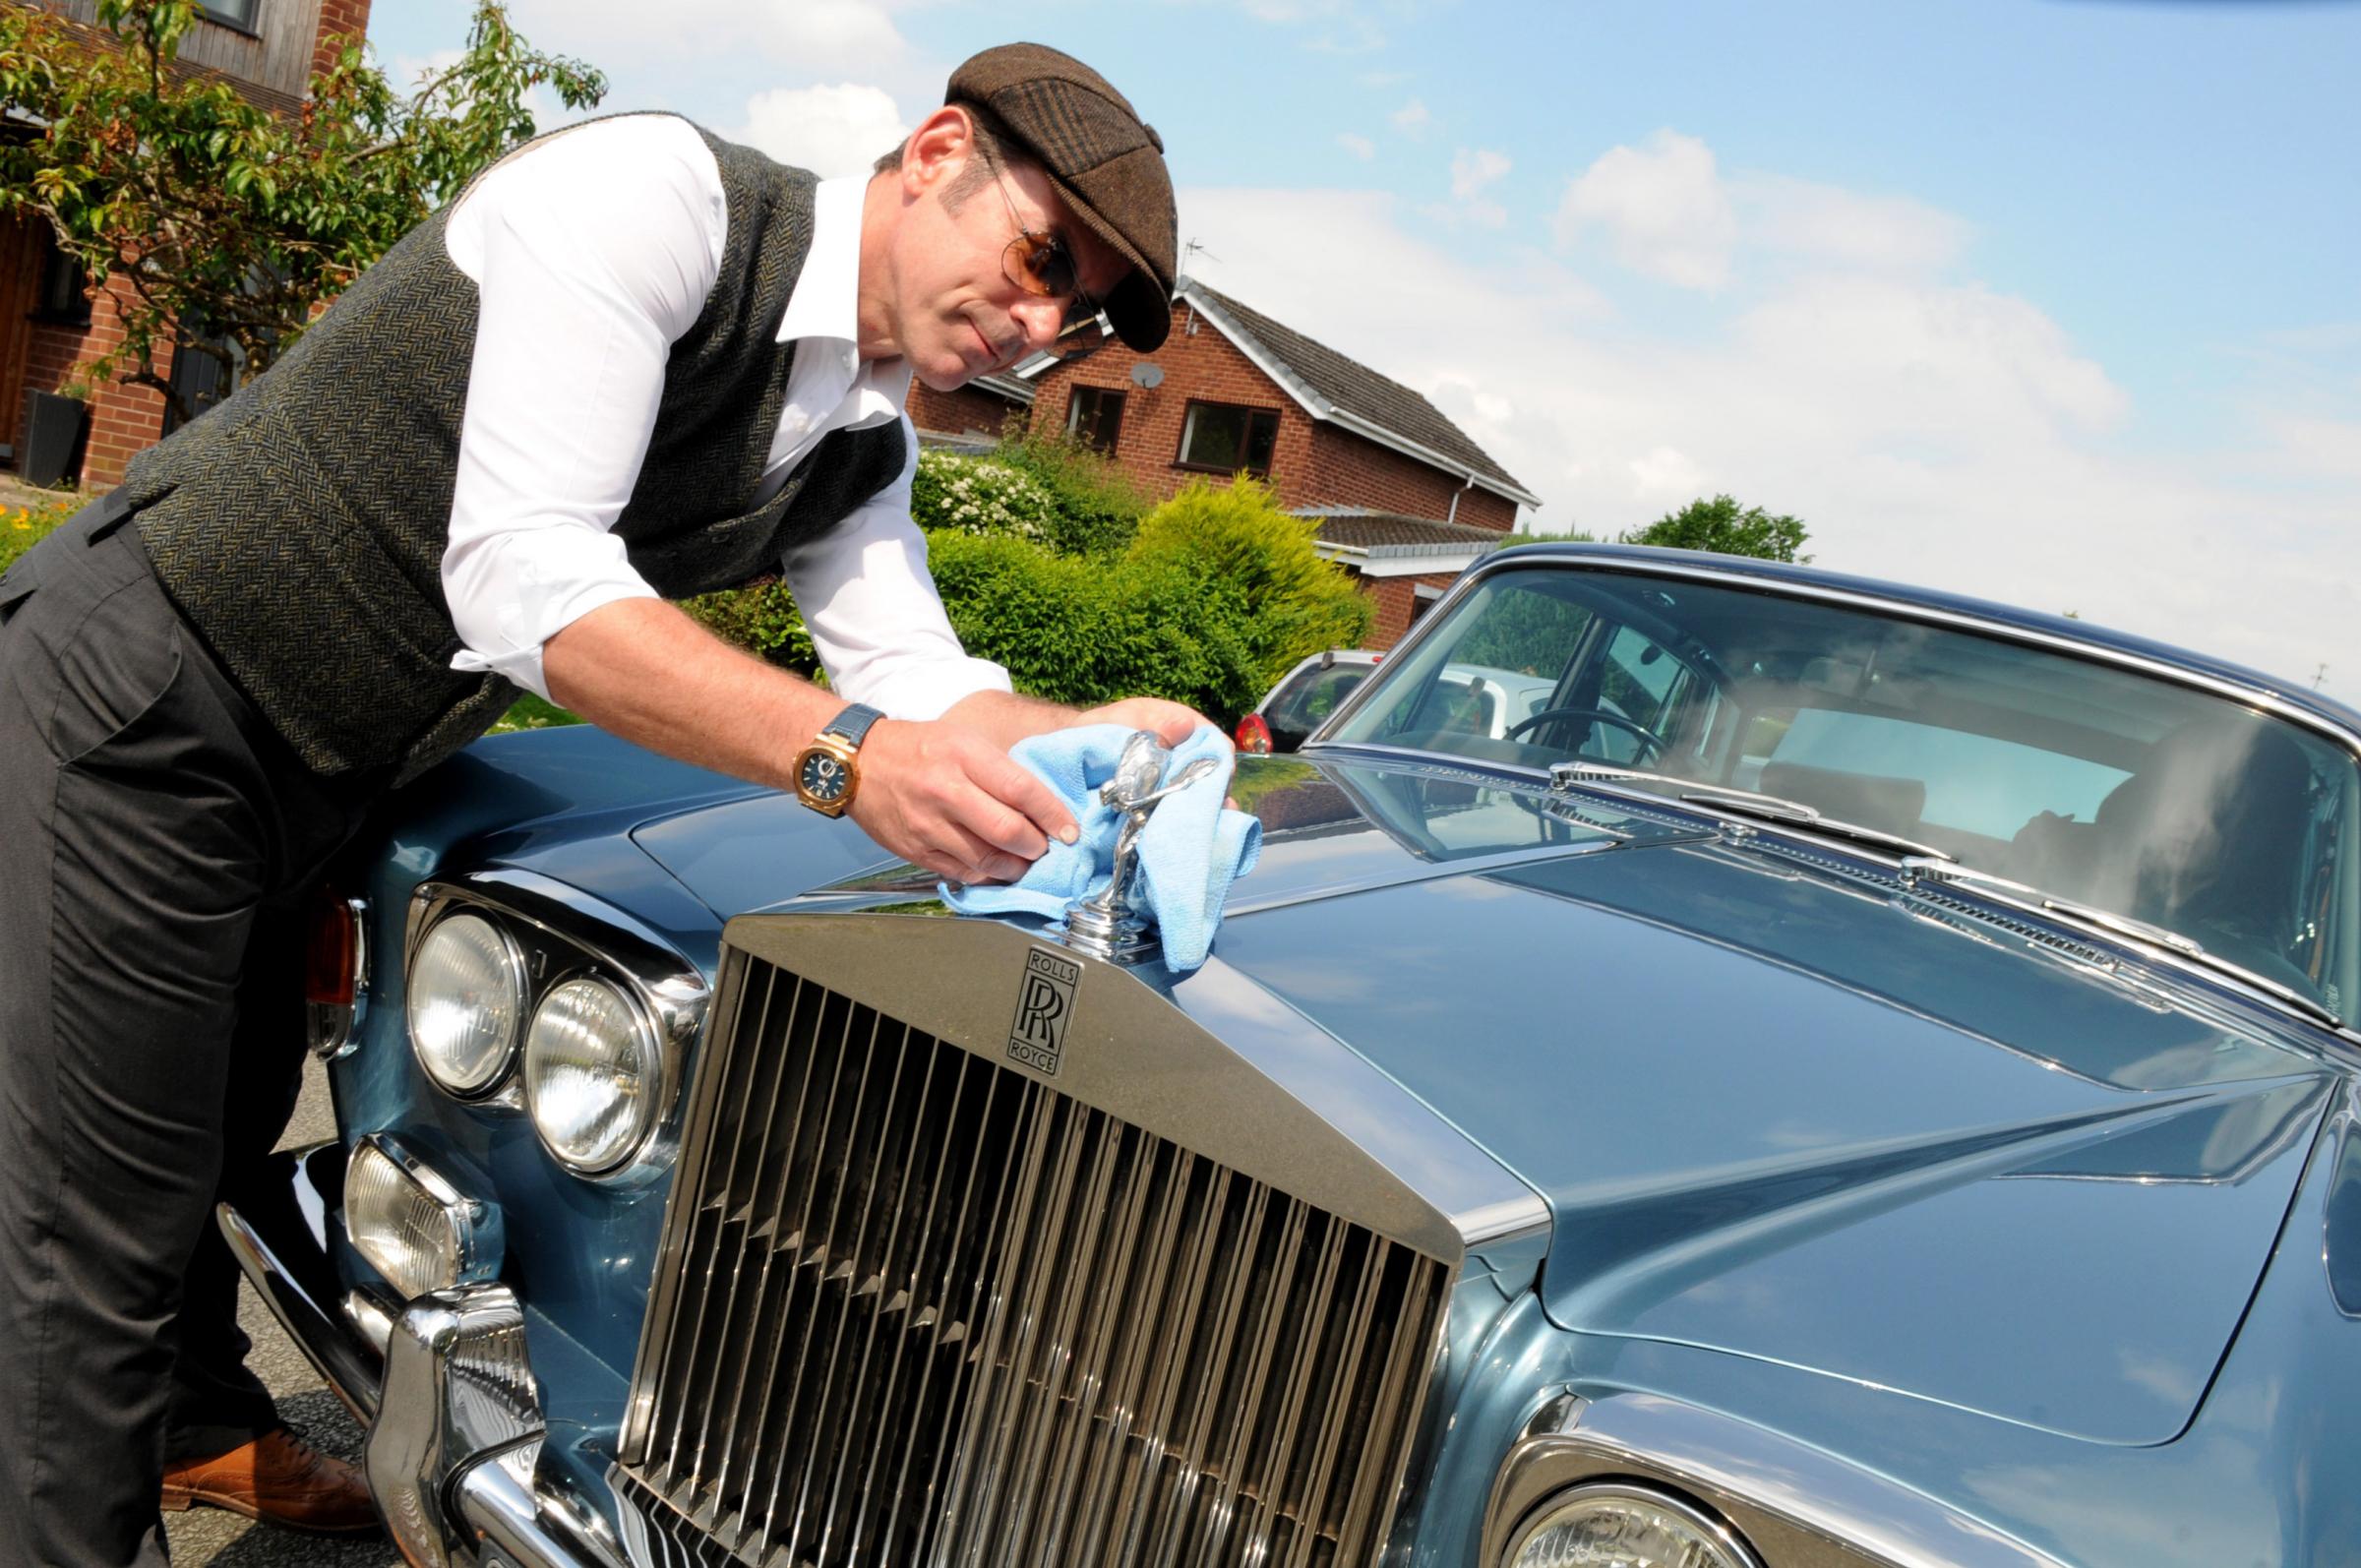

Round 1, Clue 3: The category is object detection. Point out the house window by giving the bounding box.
[33,240,91,327]
[162,315,256,436]
[197,0,261,30]
[1066,385,1125,453]
[1176,400,1280,477]
[1409,582,1444,627]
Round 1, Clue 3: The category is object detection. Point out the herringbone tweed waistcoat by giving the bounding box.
[126,117,906,782]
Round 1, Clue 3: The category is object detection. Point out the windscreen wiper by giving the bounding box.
[1899,858,2344,1030]
[1550,763,1960,864]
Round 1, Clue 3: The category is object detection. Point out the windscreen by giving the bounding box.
[1325,566,2361,1017]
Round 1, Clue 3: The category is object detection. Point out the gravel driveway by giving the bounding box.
[167,1058,402,1567]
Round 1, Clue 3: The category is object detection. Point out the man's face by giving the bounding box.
[878,116,1130,392]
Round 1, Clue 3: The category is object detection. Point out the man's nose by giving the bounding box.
[1010,295,1064,351]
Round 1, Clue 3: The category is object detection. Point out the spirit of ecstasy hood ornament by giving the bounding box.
[1059,731,1219,963]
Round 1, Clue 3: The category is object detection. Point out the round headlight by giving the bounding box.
[1506,1483,1758,1568]
[407,912,525,1095]
[524,975,659,1173]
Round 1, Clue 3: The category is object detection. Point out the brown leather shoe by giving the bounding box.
[160,1426,380,1535]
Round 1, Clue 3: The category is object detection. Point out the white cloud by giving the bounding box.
[1554,130,1736,291]
[1630,445,1709,498]
[1175,181,2361,707]
[725,83,909,177]
[1738,175,1970,272]
[1337,132,1377,160]
[504,0,909,75]
[1451,148,1512,200]
[1390,97,1430,137]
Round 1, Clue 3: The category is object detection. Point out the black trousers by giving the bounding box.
[0,495,380,1566]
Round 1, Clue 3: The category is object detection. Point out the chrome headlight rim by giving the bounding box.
[405,909,530,1099]
[1504,1479,1763,1568]
[522,969,664,1177]
[404,874,705,1185]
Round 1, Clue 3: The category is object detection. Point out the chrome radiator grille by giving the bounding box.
[623,955,1450,1568]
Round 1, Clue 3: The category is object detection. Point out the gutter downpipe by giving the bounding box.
[1446,469,1475,525]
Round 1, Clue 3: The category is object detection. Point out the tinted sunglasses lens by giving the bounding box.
[1032,237,1080,297]
[1002,234,1055,297]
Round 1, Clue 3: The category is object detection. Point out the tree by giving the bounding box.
[0,0,605,420]
[1622,494,1809,563]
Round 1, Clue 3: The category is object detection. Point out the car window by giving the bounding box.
[1323,564,2361,1017]
[1754,708,2131,839]
[1265,665,1369,744]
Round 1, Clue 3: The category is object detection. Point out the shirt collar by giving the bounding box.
[776,175,866,353]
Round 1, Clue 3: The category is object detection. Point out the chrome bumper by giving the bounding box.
[217,1145,627,1568]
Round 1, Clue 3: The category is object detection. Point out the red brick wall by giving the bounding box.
[907,380,1023,441]
[314,0,373,76]
[1302,423,1515,531]
[21,272,169,489]
[1362,570,1465,652]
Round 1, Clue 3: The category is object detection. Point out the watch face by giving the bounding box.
[799,750,850,803]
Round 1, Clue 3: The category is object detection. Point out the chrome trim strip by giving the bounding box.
[1481,1392,2073,1568]
[214,1145,383,1423]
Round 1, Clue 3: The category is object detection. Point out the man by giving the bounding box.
[0,42,1193,1566]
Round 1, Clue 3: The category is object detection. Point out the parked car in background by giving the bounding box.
[1240,649,1556,754]
[228,542,2361,1568]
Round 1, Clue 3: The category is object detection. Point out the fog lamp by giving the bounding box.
[523,975,659,1175]
[345,1136,498,1301]
[1506,1483,1759,1568]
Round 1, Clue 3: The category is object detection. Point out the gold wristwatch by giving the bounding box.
[791,703,884,817]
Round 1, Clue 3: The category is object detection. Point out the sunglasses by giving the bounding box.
[985,151,1101,329]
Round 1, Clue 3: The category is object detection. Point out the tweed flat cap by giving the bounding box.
[947,42,1177,351]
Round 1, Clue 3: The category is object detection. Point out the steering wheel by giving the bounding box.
[1504,706,1669,762]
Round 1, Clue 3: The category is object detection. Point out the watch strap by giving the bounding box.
[821,702,884,751]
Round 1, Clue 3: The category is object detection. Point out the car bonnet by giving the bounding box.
[1212,757,2343,1447]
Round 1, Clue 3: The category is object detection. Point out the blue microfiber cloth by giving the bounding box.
[940,724,1261,972]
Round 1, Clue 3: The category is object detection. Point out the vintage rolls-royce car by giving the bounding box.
[225,542,2361,1568]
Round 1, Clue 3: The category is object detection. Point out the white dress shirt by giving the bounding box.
[437,113,1011,717]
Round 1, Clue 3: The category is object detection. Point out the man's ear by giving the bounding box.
[898,105,974,200]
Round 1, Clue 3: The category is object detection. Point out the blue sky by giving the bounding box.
[371,0,2360,703]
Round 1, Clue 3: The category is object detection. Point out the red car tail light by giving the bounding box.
[1235,712,1273,754]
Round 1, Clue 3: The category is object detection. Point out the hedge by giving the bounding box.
[682,471,1369,725]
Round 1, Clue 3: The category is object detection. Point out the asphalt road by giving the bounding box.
[167,1057,403,1567]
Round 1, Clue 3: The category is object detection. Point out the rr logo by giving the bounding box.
[1006,948,1079,1075]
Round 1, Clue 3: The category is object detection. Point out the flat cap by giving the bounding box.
[947,42,1176,352]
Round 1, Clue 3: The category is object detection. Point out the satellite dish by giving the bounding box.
[1129,362,1165,389]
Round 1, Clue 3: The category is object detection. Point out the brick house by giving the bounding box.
[906,277,1540,648]
[0,0,371,489]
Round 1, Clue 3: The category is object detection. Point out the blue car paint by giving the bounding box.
[325,683,2361,1562]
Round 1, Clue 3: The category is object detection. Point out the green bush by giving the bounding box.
[679,469,1367,725]
[679,576,817,672]
[926,531,1269,720]
[0,494,81,573]
[1128,477,1370,690]
[990,424,1147,558]
[909,450,1058,542]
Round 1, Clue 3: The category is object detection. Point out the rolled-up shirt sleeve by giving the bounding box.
[783,419,1014,721]
[441,117,724,698]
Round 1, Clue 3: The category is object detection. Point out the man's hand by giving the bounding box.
[851,718,1080,884]
[1077,696,1210,747]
